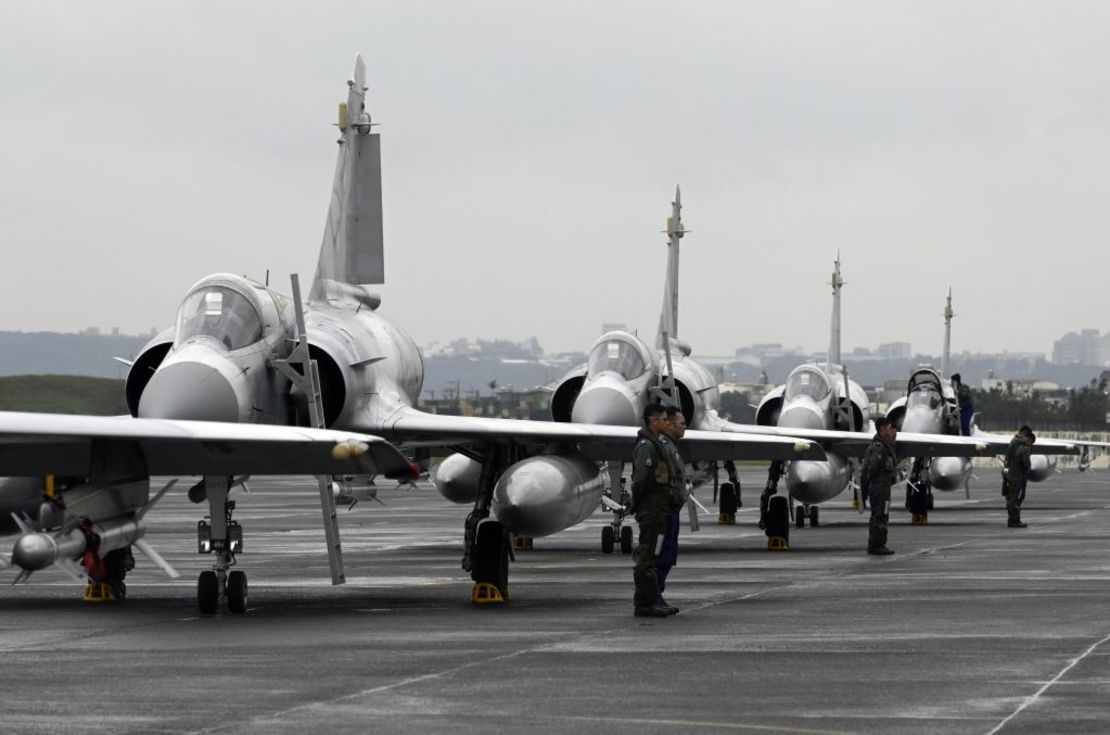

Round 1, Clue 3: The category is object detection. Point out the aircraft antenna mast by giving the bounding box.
[941,287,954,379]
[656,185,685,349]
[827,252,844,370]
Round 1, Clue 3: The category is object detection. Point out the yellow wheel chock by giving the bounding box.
[717,513,735,525]
[471,583,507,604]
[912,513,928,525]
[82,582,115,603]
[512,535,533,551]
[767,536,789,551]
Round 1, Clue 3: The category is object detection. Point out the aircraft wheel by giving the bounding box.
[601,525,615,554]
[620,525,633,554]
[766,496,790,541]
[794,505,805,528]
[810,506,820,527]
[927,494,935,511]
[227,571,248,614]
[197,571,218,615]
[905,487,912,509]
[719,483,738,516]
[473,520,510,599]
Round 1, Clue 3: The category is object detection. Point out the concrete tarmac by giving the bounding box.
[1,469,1109,734]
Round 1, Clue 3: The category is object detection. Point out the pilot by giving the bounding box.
[629,402,682,618]
[861,416,899,556]
[653,405,688,615]
[1003,425,1034,528]
[952,374,975,436]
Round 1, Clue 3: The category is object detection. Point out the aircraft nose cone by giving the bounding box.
[12,533,55,571]
[138,360,244,422]
[571,381,639,426]
[779,401,825,432]
[902,407,941,434]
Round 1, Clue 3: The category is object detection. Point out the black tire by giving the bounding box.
[905,487,912,509]
[197,571,218,615]
[767,496,790,542]
[719,483,738,515]
[926,493,935,510]
[473,520,510,598]
[619,525,633,554]
[601,525,615,554]
[810,505,820,527]
[227,571,248,614]
[794,504,805,528]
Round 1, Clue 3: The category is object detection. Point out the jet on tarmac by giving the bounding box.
[105,55,825,611]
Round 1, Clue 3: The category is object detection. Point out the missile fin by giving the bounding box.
[134,538,180,579]
[53,557,87,582]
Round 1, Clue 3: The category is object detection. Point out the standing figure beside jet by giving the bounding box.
[631,403,683,618]
[951,373,974,436]
[655,404,687,615]
[862,417,899,556]
[1004,426,1034,528]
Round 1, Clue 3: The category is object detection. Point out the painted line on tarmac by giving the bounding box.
[984,631,1110,735]
[547,714,864,735]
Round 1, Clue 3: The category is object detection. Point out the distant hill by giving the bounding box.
[0,331,150,378]
[0,375,127,415]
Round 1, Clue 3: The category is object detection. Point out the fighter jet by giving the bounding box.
[887,291,1083,519]
[116,55,824,611]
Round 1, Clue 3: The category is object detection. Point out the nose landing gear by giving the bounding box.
[195,476,247,615]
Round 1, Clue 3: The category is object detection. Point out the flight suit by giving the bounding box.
[630,429,681,610]
[860,435,898,551]
[1003,436,1031,526]
[655,434,686,606]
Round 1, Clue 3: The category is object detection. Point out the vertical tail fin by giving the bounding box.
[941,288,954,378]
[655,185,684,349]
[310,54,385,306]
[827,252,844,368]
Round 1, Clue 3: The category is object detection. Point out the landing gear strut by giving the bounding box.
[600,463,634,554]
[195,476,246,614]
[463,448,515,603]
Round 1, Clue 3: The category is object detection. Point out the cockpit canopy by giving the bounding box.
[587,333,653,381]
[175,285,263,351]
[784,367,831,403]
[907,370,944,410]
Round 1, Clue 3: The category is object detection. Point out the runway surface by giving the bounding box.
[1,468,1109,734]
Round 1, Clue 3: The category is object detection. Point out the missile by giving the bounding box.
[10,516,147,574]
[492,453,605,538]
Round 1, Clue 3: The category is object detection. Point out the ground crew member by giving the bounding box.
[952,373,974,436]
[630,402,681,618]
[1003,425,1034,528]
[861,417,899,555]
[654,405,687,615]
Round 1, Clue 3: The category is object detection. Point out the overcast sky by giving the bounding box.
[2,2,1108,357]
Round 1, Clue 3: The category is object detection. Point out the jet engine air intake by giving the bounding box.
[125,340,173,417]
[550,375,586,422]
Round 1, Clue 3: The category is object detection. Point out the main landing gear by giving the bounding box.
[760,461,789,550]
[601,462,633,555]
[716,461,741,524]
[194,476,247,614]
[905,458,934,525]
[463,448,517,604]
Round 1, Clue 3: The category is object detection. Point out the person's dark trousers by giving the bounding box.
[655,509,680,604]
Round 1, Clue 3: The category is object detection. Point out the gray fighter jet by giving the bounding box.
[115,55,824,611]
[886,291,1075,519]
